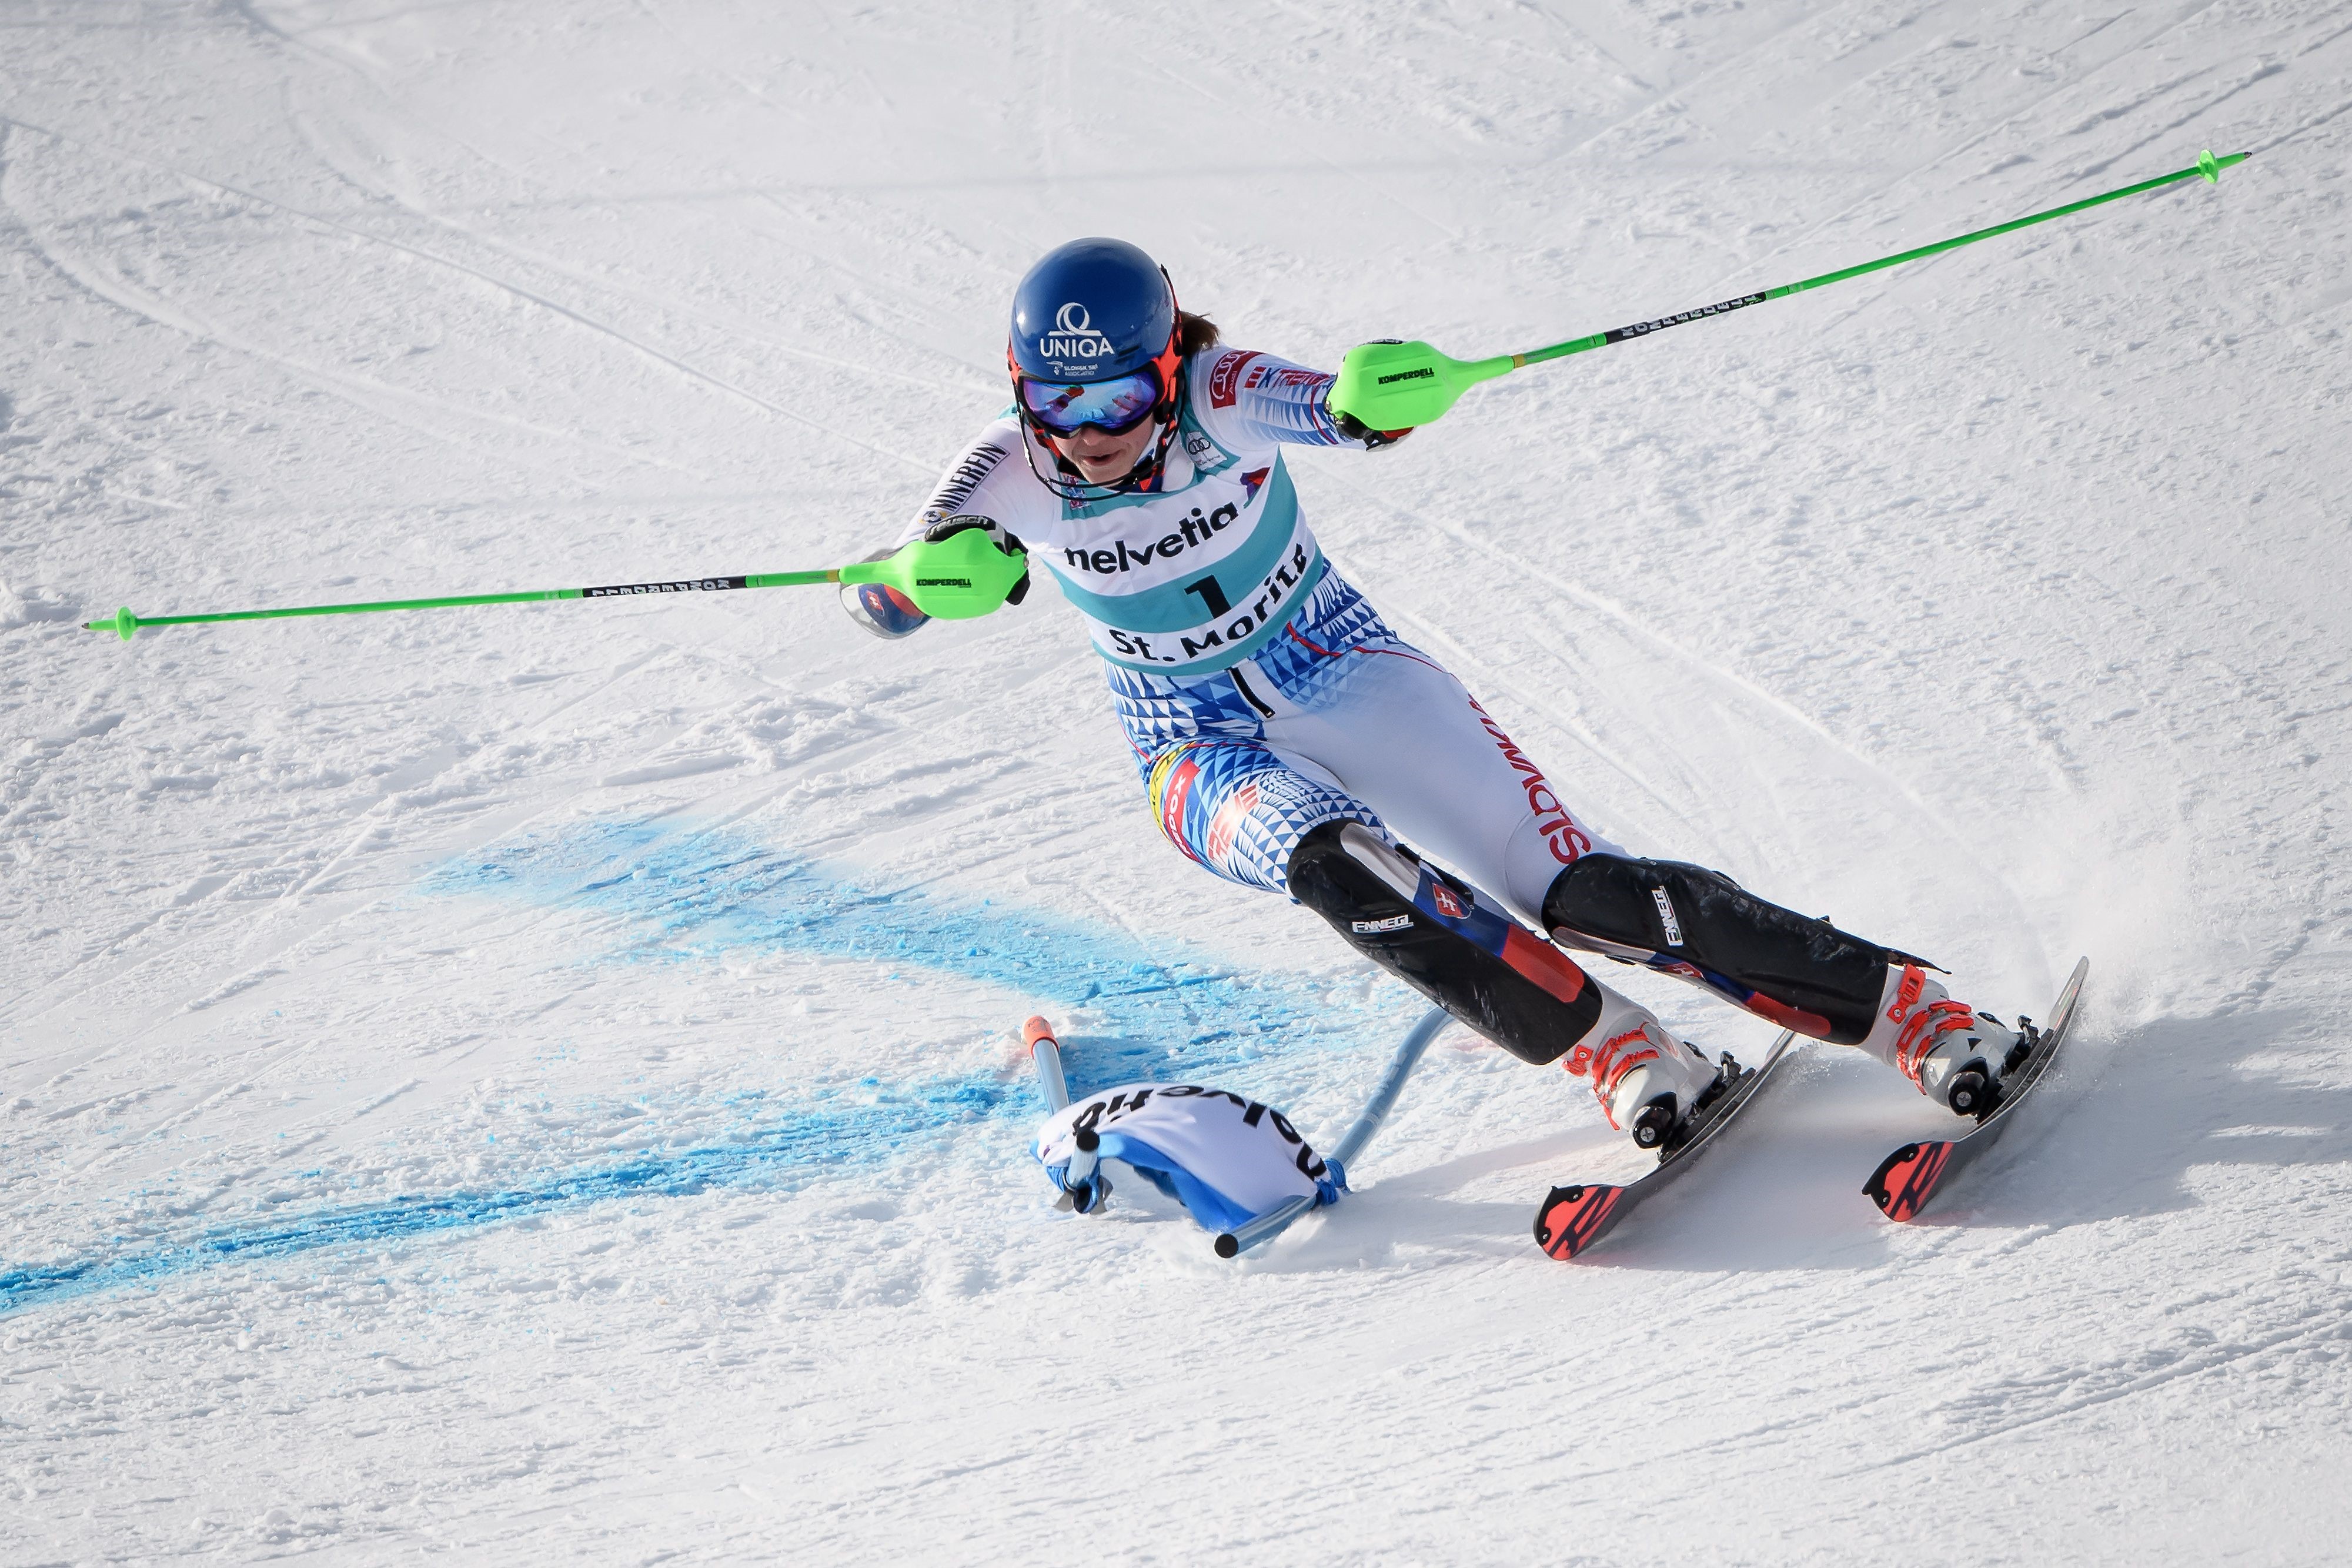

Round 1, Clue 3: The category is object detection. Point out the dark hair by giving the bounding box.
[1176,310,1220,353]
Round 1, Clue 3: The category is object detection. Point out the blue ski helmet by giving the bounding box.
[1006,238,1186,500]
[1008,237,1177,383]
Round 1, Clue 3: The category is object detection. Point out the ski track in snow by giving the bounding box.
[3,0,2349,1561]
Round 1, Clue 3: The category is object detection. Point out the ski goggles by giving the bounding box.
[1017,366,1164,437]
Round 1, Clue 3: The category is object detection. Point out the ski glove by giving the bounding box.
[838,514,1030,638]
[840,557,927,639]
[1335,409,1414,450]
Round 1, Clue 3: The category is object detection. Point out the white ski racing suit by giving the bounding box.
[860,346,1991,1132]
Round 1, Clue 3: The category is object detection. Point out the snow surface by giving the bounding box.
[4,1,2348,1560]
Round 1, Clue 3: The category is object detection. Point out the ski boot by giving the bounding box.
[1867,963,2030,1119]
[1573,995,1728,1152]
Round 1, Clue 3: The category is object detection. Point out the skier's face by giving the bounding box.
[1052,419,1157,483]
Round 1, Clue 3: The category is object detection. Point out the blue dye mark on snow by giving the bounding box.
[418,817,1373,1084]
[1,819,1415,1315]
[3,1085,1031,1314]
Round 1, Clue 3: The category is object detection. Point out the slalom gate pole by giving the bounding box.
[1027,1015,1112,1210]
[1024,1016,1073,1114]
[81,526,1031,641]
[1329,148,2251,430]
[1214,1005,1451,1260]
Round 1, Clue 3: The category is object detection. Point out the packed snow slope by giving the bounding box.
[4,1,2348,1560]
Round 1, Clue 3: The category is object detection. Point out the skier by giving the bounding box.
[848,237,2025,1148]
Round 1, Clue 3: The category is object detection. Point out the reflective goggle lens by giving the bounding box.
[1019,367,1162,436]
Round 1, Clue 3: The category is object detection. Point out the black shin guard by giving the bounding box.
[1541,854,1902,1045]
[1287,820,1601,1066]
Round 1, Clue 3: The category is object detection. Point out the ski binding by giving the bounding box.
[1534,1029,1797,1261]
[1864,956,2090,1223]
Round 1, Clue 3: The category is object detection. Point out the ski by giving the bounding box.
[1533,1029,1798,1261]
[1863,955,2091,1222]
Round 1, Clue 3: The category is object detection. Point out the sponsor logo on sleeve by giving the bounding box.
[1242,364,1332,393]
[922,442,1008,522]
[1207,350,1260,409]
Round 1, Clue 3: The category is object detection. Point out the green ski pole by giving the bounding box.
[1329,148,2250,431]
[83,526,1028,641]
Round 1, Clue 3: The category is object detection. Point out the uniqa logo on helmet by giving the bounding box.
[1037,301,1120,375]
